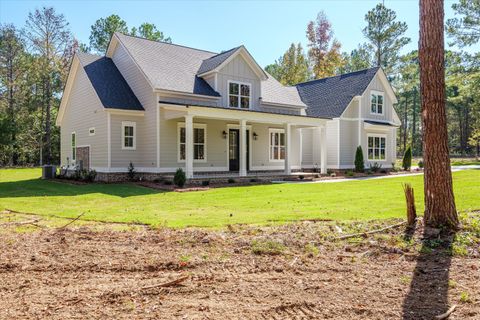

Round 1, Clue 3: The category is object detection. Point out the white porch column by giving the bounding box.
[284,123,291,175]
[239,119,247,177]
[320,126,327,174]
[185,114,194,179]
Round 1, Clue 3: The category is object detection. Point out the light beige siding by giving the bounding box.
[361,75,394,122]
[339,119,359,167]
[111,43,157,168]
[326,120,339,167]
[60,64,107,168]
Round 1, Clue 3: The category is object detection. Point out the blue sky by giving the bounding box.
[1,0,478,67]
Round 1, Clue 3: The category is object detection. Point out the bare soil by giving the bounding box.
[1,220,479,320]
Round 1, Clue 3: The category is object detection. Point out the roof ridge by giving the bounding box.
[115,32,218,55]
[295,66,380,86]
[203,46,242,60]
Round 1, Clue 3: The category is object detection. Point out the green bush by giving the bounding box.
[346,170,354,177]
[164,180,173,185]
[173,168,186,188]
[354,146,365,172]
[402,146,412,171]
[201,180,210,186]
[228,178,236,184]
[369,162,382,173]
[418,160,424,168]
[127,162,136,181]
[82,169,97,182]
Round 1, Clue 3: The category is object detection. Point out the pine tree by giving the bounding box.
[363,3,411,77]
[354,146,365,172]
[419,0,459,229]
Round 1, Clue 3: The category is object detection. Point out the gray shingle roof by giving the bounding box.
[296,67,380,118]
[116,33,220,97]
[197,46,241,75]
[77,52,143,110]
[261,72,306,107]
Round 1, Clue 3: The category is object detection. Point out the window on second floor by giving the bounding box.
[228,81,250,109]
[370,91,384,115]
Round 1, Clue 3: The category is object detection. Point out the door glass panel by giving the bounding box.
[229,131,238,160]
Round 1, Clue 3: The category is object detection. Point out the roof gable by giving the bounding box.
[197,46,268,81]
[296,67,380,118]
[78,52,143,110]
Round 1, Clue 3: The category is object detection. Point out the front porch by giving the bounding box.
[159,103,328,179]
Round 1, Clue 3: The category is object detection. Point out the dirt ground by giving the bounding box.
[1,219,479,320]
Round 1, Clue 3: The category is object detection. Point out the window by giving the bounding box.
[89,127,95,136]
[122,121,136,150]
[71,132,76,161]
[269,129,285,161]
[178,124,206,162]
[367,135,386,161]
[228,81,250,108]
[370,91,384,115]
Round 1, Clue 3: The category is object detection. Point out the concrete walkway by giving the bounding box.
[272,165,480,184]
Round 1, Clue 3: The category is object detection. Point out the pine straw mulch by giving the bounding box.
[0,213,479,319]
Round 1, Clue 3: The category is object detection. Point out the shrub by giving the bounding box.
[369,162,382,173]
[201,180,210,186]
[418,160,424,168]
[164,180,173,185]
[345,170,354,177]
[173,168,186,188]
[82,169,97,182]
[402,146,412,171]
[391,162,398,172]
[354,146,365,172]
[298,175,305,180]
[127,162,136,181]
[249,178,258,183]
[228,178,235,184]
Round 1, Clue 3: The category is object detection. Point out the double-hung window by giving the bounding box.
[269,129,285,161]
[178,124,207,162]
[71,132,76,161]
[367,135,386,161]
[228,81,250,109]
[370,91,384,115]
[122,121,136,150]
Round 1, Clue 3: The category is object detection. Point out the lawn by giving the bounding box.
[0,168,479,228]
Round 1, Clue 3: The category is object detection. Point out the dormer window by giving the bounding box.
[228,81,250,109]
[370,91,384,115]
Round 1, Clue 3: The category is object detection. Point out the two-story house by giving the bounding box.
[56,33,400,180]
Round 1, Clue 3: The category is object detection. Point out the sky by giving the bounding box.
[1,0,478,67]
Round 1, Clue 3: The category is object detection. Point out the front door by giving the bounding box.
[228,129,249,172]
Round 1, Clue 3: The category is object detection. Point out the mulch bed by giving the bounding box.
[1,218,478,319]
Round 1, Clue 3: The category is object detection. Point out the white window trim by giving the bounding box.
[269,128,286,162]
[177,122,207,163]
[71,131,76,162]
[89,127,95,136]
[370,90,385,116]
[227,80,252,109]
[121,121,136,150]
[367,133,387,162]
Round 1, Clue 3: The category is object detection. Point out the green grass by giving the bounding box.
[0,168,479,228]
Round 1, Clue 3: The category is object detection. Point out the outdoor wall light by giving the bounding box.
[253,132,258,140]
[222,130,227,139]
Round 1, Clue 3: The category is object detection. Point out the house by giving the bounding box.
[56,33,400,181]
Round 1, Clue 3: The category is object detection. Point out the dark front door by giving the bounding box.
[229,129,249,172]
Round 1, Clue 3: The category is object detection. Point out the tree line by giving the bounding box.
[265,2,480,157]
[0,9,170,166]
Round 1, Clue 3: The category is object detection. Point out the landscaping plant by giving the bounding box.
[174,168,186,188]
[402,146,412,171]
[354,146,365,172]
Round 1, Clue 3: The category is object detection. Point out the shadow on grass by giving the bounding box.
[402,227,455,320]
[0,179,167,198]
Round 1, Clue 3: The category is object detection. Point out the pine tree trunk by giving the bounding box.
[419,0,459,229]
[412,88,417,156]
